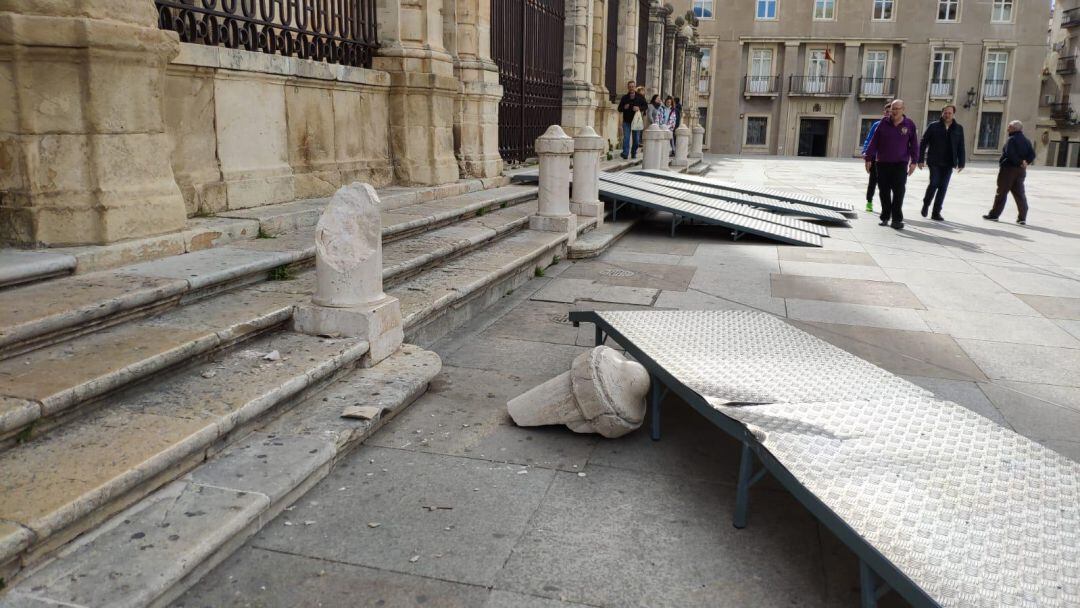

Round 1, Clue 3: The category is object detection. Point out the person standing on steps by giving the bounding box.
[984,120,1036,225]
[864,99,918,230]
[917,104,965,221]
[617,81,647,159]
[861,100,892,213]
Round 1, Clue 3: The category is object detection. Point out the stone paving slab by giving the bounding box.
[776,247,876,266]
[558,260,697,291]
[530,277,658,306]
[1016,293,1080,320]
[771,274,925,308]
[918,308,1080,348]
[955,339,1080,386]
[785,298,931,332]
[121,246,301,291]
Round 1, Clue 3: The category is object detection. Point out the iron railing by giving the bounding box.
[1062,6,1080,28]
[859,77,896,97]
[788,75,852,96]
[982,79,1009,99]
[155,0,378,68]
[1058,56,1077,75]
[605,0,620,102]
[1050,102,1075,122]
[929,79,955,98]
[743,75,781,95]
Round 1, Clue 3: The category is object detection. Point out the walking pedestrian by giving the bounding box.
[917,104,965,221]
[984,120,1036,225]
[647,94,662,127]
[673,97,683,128]
[864,99,918,230]
[663,96,677,154]
[861,101,892,213]
[617,81,647,159]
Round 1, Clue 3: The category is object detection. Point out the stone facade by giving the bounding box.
[1037,0,1080,167]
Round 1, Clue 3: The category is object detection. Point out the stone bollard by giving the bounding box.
[530,125,577,245]
[641,124,670,171]
[671,123,691,167]
[293,183,403,365]
[507,346,650,438]
[689,124,705,159]
[570,126,605,226]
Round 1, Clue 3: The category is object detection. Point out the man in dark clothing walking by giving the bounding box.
[984,120,1037,225]
[864,99,919,230]
[861,100,893,213]
[918,104,965,221]
[617,80,647,159]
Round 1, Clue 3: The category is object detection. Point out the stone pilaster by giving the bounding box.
[671,123,690,167]
[562,0,597,133]
[0,0,188,246]
[672,26,688,101]
[661,23,676,97]
[839,43,862,157]
[570,127,605,222]
[777,41,801,156]
[620,0,640,83]
[453,0,504,177]
[645,2,667,96]
[641,124,670,170]
[374,0,459,185]
[531,125,577,245]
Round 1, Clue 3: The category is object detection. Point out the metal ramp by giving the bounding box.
[631,173,849,223]
[569,309,1080,608]
[600,172,830,237]
[637,169,856,215]
[597,180,824,247]
[509,169,540,184]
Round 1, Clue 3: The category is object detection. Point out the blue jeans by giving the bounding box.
[621,123,641,157]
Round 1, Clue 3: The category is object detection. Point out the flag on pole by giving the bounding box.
[824,47,836,63]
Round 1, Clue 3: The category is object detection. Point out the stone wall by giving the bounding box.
[165,45,394,217]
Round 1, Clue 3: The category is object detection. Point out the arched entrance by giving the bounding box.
[492,0,566,162]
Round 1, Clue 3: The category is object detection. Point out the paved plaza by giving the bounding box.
[174,157,1080,608]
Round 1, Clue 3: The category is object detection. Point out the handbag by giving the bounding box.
[631,110,644,131]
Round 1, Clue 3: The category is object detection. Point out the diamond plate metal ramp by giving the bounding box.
[636,169,856,215]
[568,309,1080,608]
[630,172,849,224]
[598,180,824,247]
[601,172,830,237]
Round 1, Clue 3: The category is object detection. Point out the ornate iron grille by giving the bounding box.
[635,0,648,87]
[492,0,565,163]
[605,0,620,102]
[155,0,378,69]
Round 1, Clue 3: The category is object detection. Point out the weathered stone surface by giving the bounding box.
[568,218,638,259]
[0,397,39,437]
[310,183,384,308]
[0,251,75,288]
[122,247,301,291]
[187,432,335,503]
[770,274,925,309]
[531,277,658,305]
[641,124,671,171]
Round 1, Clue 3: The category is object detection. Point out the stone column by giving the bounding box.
[641,124,670,170]
[0,0,188,246]
[374,0,460,185]
[620,0,639,83]
[671,123,690,167]
[690,125,705,159]
[530,125,577,245]
[453,0,504,177]
[645,2,666,95]
[562,0,597,133]
[571,126,605,224]
[293,183,404,365]
[672,25,688,101]
[661,23,676,97]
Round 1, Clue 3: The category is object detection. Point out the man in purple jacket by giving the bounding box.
[864,99,919,230]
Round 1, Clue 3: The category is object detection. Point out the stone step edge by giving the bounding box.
[0,188,538,363]
[0,346,440,608]
[0,334,372,588]
[567,217,639,259]
[0,204,533,443]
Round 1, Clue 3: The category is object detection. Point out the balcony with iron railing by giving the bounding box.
[788,75,852,96]
[858,77,896,98]
[1062,6,1080,28]
[1050,102,1075,122]
[929,79,955,99]
[1059,56,1077,75]
[743,75,782,96]
[982,79,1009,99]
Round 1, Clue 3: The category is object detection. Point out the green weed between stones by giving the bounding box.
[534,266,545,277]
[256,227,276,239]
[268,265,294,281]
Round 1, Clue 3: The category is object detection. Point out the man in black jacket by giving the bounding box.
[616,81,647,159]
[984,120,1037,225]
[917,104,965,221]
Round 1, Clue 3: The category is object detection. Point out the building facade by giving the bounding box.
[1037,0,1080,167]
[682,0,1050,161]
[0,0,703,248]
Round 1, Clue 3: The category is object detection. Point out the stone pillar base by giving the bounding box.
[293,296,404,366]
[570,201,603,220]
[530,214,577,245]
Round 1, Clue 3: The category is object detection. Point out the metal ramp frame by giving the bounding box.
[598,180,824,247]
[600,172,830,237]
[569,309,1080,608]
[637,169,857,215]
[631,173,850,224]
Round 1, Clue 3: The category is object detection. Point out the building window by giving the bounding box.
[863,50,888,95]
[983,51,1008,98]
[748,48,774,92]
[937,0,959,21]
[872,0,894,20]
[699,48,712,93]
[756,0,777,20]
[859,118,878,147]
[991,0,1012,22]
[806,49,829,93]
[698,107,708,129]
[978,112,1002,149]
[746,117,768,146]
[693,0,714,19]
[927,110,942,125]
[930,50,955,97]
[813,0,835,19]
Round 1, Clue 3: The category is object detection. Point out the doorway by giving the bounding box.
[798,118,830,157]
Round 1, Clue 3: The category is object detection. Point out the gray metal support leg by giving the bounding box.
[649,376,662,441]
[734,442,753,529]
[594,326,605,346]
[858,560,891,608]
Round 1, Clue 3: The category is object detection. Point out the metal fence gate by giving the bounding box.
[492,0,565,163]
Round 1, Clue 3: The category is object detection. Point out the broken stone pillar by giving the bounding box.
[690,124,705,159]
[642,124,670,170]
[293,183,403,365]
[570,126,605,225]
[671,123,691,167]
[530,125,577,245]
[507,346,650,438]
